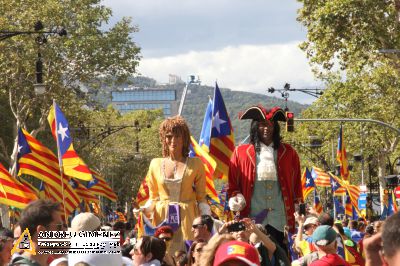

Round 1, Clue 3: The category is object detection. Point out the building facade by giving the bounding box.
[111,87,179,116]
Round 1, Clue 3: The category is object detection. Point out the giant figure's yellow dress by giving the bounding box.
[146,157,207,252]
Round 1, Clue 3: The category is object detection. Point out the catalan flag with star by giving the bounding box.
[0,163,37,209]
[209,83,235,181]
[47,102,92,181]
[17,128,80,215]
[311,167,331,187]
[190,136,219,203]
[301,167,315,200]
[88,170,117,202]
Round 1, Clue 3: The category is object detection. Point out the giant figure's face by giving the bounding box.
[257,120,274,146]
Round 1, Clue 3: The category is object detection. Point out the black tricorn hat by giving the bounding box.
[238,105,286,122]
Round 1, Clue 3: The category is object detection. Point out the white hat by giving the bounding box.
[71,212,101,232]
[303,217,319,227]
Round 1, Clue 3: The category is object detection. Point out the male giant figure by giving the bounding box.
[228,105,303,250]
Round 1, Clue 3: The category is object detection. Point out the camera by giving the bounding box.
[227,222,245,233]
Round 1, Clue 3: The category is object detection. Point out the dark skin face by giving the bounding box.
[257,120,274,146]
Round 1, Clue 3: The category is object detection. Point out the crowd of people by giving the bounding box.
[1,199,399,266]
[1,106,399,266]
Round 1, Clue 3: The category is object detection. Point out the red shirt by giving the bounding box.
[228,143,303,233]
[310,254,351,266]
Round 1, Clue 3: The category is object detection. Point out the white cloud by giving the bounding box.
[138,41,321,103]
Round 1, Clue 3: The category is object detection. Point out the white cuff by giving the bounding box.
[141,199,155,215]
[228,193,246,212]
[198,202,211,215]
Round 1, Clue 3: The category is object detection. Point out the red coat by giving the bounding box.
[228,143,303,233]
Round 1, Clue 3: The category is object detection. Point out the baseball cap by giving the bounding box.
[213,240,260,266]
[303,217,318,227]
[312,225,337,246]
[70,212,101,232]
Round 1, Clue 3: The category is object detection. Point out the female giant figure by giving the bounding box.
[140,116,210,253]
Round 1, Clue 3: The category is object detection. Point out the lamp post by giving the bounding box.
[178,75,201,115]
[267,83,324,111]
[1,21,67,94]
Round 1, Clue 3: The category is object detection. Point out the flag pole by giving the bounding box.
[53,99,68,224]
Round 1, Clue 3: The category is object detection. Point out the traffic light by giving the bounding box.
[286,112,294,132]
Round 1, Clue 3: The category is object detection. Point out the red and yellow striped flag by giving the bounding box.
[0,163,38,209]
[337,125,350,181]
[69,177,99,204]
[209,83,235,181]
[17,128,80,216]
[47,102,92,181]
[136,177,150,207]
[190,136,219,203]
[87,170,117,202]
[312,167,331,187]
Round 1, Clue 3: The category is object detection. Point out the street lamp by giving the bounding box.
[177,75,201,115]
[267,83,324,111]
[1,21,67,95]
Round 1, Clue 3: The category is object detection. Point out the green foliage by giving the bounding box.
[0,0,141,165]
[297,0,400,74]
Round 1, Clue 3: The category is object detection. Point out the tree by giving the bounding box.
[0,0,141,170]
[297,1,400,206]
[77,107,163,209]
[297,0,400,74]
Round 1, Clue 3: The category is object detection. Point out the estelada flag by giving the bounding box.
[337,125,350,181]
[0,163,37,209]
[190,136,219,203]
[87,170,117,202]
[301,167,315,200]
[47,102,92,181]
[209,83,235,180]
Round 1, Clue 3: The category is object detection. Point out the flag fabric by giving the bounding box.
[136,177,150,207]
[329,173,347,196]
[199,98,213,150]
[382,192,398,219]
[19,178,40,197]
[337,125,350,181]
[87,170,117,202]
[17,128,62,189]
[391,191,398,213]
[0,163,38,209]
[47,102,92,181]
[16,128,80,216]
[313,189,323,214]
[69,178,99,204]
[344,182,362,218]
[311,167,331,187]
[345,193,353,218]
[301,167,315,199]
[190,136,219,203]
[209,83,235,180]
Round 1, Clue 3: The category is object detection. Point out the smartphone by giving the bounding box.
[227,222,245,233]
[299,203,306,216]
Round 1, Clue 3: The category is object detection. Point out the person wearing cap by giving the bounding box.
[70,212,101,232]
[228,105,303,251]
[308,225,351,266]
[213,240,261,266]
[294,214,318,256]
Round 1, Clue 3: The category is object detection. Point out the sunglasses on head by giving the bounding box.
[192,224,204,229]
[160,237,172,242]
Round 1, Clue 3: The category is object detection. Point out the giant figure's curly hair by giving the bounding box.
[249,120,282,152]
[159,116,191,158]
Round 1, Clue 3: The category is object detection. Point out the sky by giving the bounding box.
[102,0,321,104]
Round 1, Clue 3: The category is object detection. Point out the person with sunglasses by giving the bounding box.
[154,226,175,266]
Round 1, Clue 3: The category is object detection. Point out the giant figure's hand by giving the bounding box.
[228,193,246,212]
